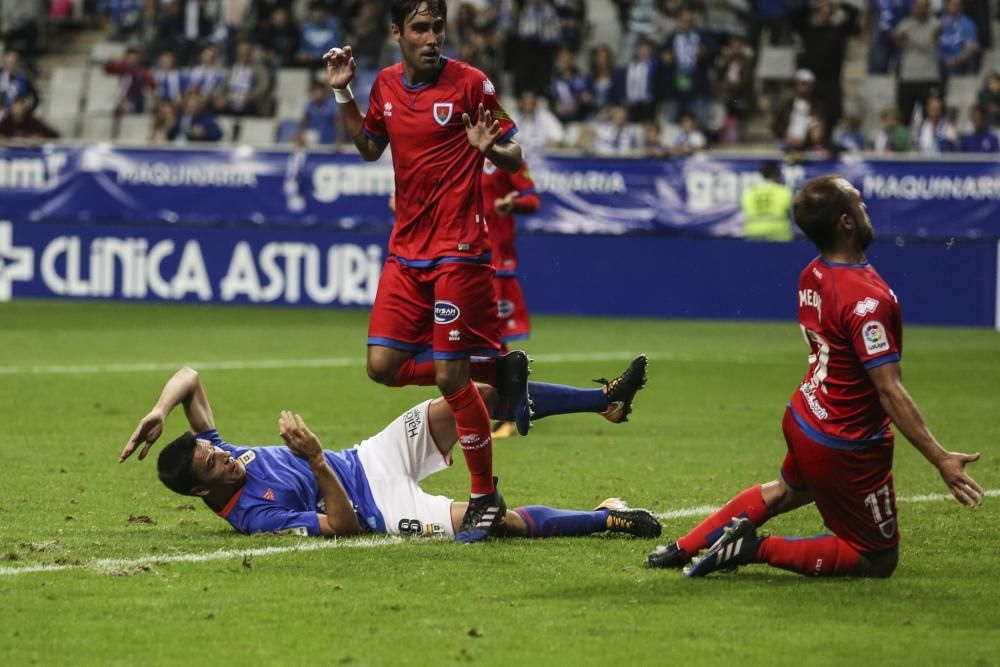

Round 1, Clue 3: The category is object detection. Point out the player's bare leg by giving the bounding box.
[367,345,424,386]
[367,343,506,388]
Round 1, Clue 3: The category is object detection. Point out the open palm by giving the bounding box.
[463,103,501,153]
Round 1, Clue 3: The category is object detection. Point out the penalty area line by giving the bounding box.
[1,490,994,578]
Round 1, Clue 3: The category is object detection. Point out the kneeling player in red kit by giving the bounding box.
[647,175,983,578]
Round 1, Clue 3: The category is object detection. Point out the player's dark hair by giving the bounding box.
[760,160,781,180]
[157,432,201,496]
[792,176,853,251]
[391,0,447,29]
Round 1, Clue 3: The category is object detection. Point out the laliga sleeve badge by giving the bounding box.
[238,450,256,466]
[862,321,890,355]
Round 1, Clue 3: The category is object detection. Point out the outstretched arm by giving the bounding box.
[324,46,386,161]
[868,362,983,508]
[279,411,363,537]
[120,367,215,462]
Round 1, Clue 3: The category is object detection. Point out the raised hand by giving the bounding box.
[937,451,984,508]
[463,103,502,154]
[494,190,518,215]
[279,411,324,466]
[324,46,357,90]
[120,410,165,463]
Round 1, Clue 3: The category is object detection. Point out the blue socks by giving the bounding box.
[514,506,610,537]
[492,382,609,421]
[529,382,608,419]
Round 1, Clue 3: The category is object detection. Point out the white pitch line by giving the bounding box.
[1,490,994,578]
[0,535,407,577]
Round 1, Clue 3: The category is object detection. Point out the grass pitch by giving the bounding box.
[1,300,998,666]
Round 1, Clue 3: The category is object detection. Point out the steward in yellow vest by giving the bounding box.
[741,160,793,241]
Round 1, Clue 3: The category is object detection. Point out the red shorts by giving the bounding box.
[780,407,899,555]
[494,275,531,344]
[367,258,501,359]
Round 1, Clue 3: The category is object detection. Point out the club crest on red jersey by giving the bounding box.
[483,159,497,175]
[433,102,453,126]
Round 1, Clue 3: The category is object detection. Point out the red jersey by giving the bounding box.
[788,257,903,445]
[363,58,517,264]
[482,158,539,274]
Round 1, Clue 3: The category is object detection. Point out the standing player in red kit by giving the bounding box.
[324,0,525,542]
[647,175,983,577]
[482,157,540,438]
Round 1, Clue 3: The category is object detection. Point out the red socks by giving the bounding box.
[389,358,436,387]
[756,535,865,576]
[678,485,773,557]
[389,357,498,387]
[443,381,495,495]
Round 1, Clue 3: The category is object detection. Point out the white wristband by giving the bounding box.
[332,84,354,103]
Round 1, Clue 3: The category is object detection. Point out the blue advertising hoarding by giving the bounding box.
[1,146,999,240]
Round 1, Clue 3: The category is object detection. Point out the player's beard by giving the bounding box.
[858,215,874,250]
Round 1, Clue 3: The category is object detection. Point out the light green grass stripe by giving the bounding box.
[0,352,656,375]
[2,491,994,578]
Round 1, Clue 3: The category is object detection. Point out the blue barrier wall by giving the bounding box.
[2,220,996,327]
[517,235,999,327]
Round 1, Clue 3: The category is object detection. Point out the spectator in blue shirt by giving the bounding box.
[97,0,144,42]
[867,0,913,74]
[153,50,188,108]
[0,50,38,113]
[660,7,714,128]
[296,81,341,146]
[621,37,659,123]
[297,1,343,69]
[938,0,979,77]
[550,47,594,123]
[960,104,999,153]
[169,92,224,143]
[587,45,619,115]
[187,45,225,98]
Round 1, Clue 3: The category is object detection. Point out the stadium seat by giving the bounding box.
[277,98,302,120]
[276,69,311,105]
[858,75,897,139]
[982,49,1000,74]
[755,46,797,82]
[90,41,126,65]
[945,76,980,113]
[47,114,78,139]
[118,114,152,144]
[48,66,86,116]
[237,118,277,147]
[81,115,114,141]
[276,119,300,144]
[84,69,120,115]
[217,116,235,144]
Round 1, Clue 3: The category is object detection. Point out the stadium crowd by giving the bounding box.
[1,0,998,153]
